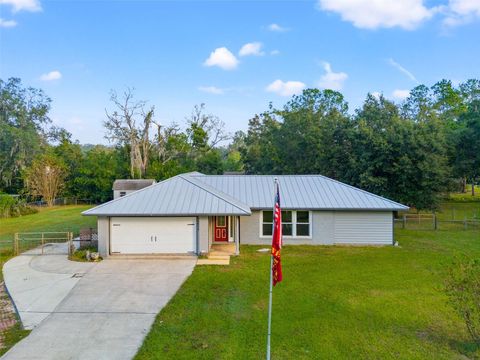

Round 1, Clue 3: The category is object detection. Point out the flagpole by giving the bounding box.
[267,177,278,360]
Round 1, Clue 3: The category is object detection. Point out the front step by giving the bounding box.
[197,258,230,265]
[207,255,230,260]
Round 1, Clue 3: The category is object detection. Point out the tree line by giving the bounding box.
[0,77,479,210]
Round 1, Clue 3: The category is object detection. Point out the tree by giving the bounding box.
[104,88,154,178]
[454,100,480,196]
[74,146,125,203]
[350,94,450,209]
[186,104,229,151]
[445,256,480,345]
[23,153,66,206]
[0,78,51,192]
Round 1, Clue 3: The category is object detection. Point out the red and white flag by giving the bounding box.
[271,183,283,286]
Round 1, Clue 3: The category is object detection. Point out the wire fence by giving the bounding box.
[394,213,480,231]
[13,232,74,255]
[26,198,96,207]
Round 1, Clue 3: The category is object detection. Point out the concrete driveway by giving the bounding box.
[2,254,196,360]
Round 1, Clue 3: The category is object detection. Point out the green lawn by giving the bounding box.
[136,228,480,359]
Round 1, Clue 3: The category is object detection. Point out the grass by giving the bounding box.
[0,323,30,356]
[448,185,480,202]
[136,222,480,358]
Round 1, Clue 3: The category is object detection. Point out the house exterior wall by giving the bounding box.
[240,210,393,246]
[97,216,110,257]
[198,216,209,254]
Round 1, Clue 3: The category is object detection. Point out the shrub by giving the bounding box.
[0,194,38,218]
[445,256,480,345]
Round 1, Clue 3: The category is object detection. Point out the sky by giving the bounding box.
[1,0,480,144]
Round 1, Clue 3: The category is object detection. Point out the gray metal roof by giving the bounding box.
[84,172,408,217]
[190,174,408,211]
[112,179,156,191]
[83,175,251,216]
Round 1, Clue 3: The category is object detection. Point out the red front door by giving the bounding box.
[214,216,228,242]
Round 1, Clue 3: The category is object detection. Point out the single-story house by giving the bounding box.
[83,172,408,257]
[112,179,156,199]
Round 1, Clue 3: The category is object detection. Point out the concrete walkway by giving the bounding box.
[2,252,196,360]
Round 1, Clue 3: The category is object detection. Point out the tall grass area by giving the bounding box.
[137,206,480,359]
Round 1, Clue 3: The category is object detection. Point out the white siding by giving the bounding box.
[334,211,392,245]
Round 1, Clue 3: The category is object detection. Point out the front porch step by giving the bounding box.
[207,255,231,260]
[197,258,230,265]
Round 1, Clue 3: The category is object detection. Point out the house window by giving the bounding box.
[282,211,293,236]
[261,210,311,237]
[120,191,126,197]
[296,211,310,236]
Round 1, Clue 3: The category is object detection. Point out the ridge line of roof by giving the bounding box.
[179,175,251,214]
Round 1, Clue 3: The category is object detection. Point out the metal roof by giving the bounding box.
[84,172,408,217]
[190,174,408,211]
[112,179,156,191]
[83,175,251,216]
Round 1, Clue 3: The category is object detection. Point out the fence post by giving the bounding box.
[433,213,438,230]
[14,233,18,255]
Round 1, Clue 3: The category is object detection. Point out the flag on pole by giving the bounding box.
[271,183,283,286]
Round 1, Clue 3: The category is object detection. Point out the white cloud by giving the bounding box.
[266,79,306,97]
[443,0,480,26]
[317,0,434,30]
[270,50,280,56]
[239,42,264,57]
[0,0,41,12]
[198,86,224,95]
[40,70,62,81]
[204,47,239,70]
[392,89,410,100]
[388,58,419,83]
[0,18,17,27]
[318,62,348,91]
[268,23,289,32]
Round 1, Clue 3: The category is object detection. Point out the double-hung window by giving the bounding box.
[261,210,311,237]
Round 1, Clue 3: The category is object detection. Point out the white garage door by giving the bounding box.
[334,212,393,245]
[110,217,196,254]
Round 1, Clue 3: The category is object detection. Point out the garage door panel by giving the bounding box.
[334,212,392,245]
[110,217,195,254]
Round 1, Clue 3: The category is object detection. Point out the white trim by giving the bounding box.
[259,210,312,239]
